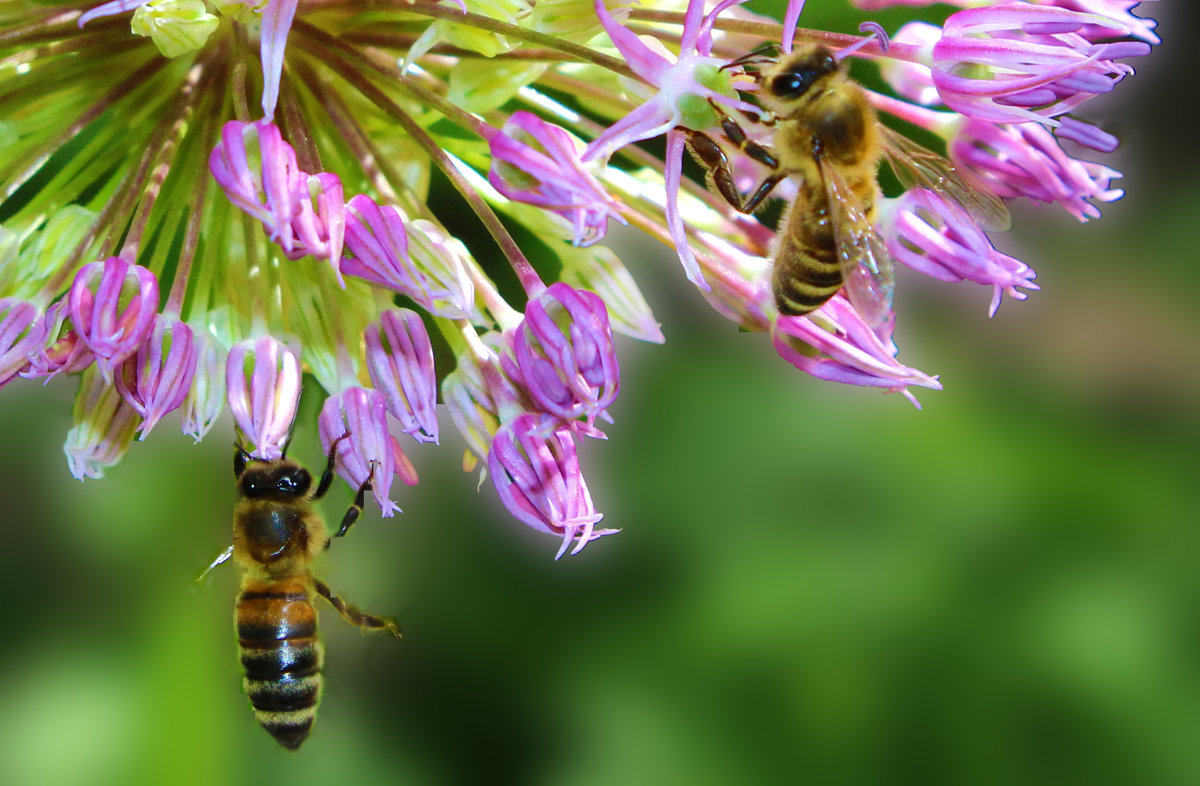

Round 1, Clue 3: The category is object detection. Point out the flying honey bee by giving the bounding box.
[687,42,1010,325]
[202,439,399,749]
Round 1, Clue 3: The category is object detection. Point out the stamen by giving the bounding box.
[835,22,890,62]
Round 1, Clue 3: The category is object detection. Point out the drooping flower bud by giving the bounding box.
[878,189,1038,316]
[772,296,942,408]
[21,300,95,382]
[364,309,439,444]
[289,171,347,282]
[114,314,198,439]
[317,387,418,518]
[64,367,143,480]
[209,120,303,253]
[505,282,620,426]
[950,118,1123,221]
[340,196,477,319]
[0,298,40,388]
[181,330,226,443]
[225,335,302,460]
[66,257,160,382]
[487,111,625,247]
[488,412,616,559]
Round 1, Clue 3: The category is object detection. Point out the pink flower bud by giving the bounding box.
[64,368,142,480]
[317,387,418,518]
[488,413,616,559]
[950,118,1123,221]
[0,298,40,388]
[772,296,942,408]
[506,283,620,426]
[114,314,198,439]
[340,195,476,319]
[210,120,303,253]
[931,5,1150,130]
[21,300,95,382]
[66,257,160,381]
[487,111,625,247]
[879,189,1039,316]
[181,330,226,442]
[289,171,346,282]
[364,309,439,444]
[225,335,302,460]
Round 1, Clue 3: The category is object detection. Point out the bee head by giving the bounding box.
[236,452,313,501]
[759,45,840,113]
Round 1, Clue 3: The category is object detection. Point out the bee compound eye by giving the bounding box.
[773,71,812,98]
[276,469,311,496]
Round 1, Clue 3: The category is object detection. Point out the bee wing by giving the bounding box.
[195,544,234,583]
[819,157,895,329]
[879,124,1012,232]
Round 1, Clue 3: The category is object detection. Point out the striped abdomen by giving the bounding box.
[236,576,323,749]
[772,173,879,317]
[773,180,843,316]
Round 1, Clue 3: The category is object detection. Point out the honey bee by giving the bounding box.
[202,439,400,749]
[687,43,1010,325]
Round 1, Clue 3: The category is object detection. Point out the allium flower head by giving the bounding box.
[0,0,1158,556]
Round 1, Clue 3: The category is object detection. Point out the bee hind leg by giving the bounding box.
[315,578,402,638]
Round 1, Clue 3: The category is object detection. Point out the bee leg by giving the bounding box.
[313,431,352,500]
[233,444,251,479]
[685,130,745,212]
[335,460,377,538]
[315,579,402,638]
[719,114,779,169]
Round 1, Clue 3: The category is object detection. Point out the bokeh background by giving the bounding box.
[1,3,1195,785]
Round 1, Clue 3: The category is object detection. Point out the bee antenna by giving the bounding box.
[835,21,891,61]
[721,42,779,72]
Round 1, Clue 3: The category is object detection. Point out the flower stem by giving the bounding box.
[625,10,925,62]
[338,0,641,81]
[119,61,210,262]
[294,22,545,297]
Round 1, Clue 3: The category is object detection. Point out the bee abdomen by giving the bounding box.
[236,581,324,750]
[773,234,843,317]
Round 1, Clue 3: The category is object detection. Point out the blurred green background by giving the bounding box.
[1,4,1196,785]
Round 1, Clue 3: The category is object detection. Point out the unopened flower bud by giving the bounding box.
[66,257,160,382]
[114,314,198,439]
[364,309,439,444]
[318,387,418,518]
[0,298,40,388]
[506,282,620,426]
[130,0,219,58]
[488,412,616,559]
[64,367,142,480]
[181,330,226,442]
[488,111,624,247]
[225,335,302,460]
